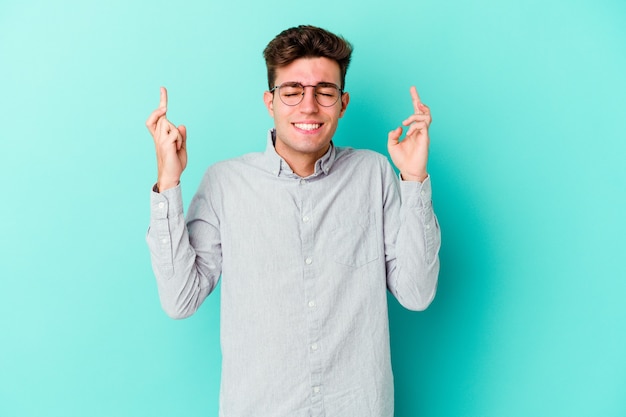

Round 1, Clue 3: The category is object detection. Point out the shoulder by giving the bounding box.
[204,150,265,176]
[335,146,392,170]
[333,146,398,189]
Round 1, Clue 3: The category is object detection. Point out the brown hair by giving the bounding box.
[263,25,353,90]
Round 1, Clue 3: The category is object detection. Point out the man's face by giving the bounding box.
[263,57,350,167]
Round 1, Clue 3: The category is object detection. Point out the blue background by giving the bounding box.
[1,0,625,416]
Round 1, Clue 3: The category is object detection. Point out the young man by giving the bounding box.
[146,25,440,417]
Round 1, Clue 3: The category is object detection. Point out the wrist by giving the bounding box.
[400,172,428,182]
[156,180,180,192]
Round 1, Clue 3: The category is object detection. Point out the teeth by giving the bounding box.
[294,123,321,131]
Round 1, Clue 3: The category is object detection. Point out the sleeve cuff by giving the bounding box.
[399,175,433,209]
[150,183,184,219]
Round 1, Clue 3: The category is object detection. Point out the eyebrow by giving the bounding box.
[316,82,340,88]
[279,81,340,88]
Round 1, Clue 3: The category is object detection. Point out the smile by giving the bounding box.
[293,123,322,131]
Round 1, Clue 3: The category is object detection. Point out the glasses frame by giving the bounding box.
[270,82,344,107]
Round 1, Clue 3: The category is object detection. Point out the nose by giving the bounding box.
[299,86,319,113]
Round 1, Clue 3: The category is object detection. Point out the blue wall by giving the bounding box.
[1,0,625,416]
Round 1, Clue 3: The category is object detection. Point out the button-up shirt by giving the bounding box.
[147,129,441,417]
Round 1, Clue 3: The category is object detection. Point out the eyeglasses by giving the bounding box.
[270,82,343,107]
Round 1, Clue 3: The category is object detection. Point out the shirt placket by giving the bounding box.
[298,177,325,417]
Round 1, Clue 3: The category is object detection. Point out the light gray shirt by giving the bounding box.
[147,130,441,417]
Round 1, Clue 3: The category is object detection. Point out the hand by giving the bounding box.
[145,87,187,191]
[387,86,432,182]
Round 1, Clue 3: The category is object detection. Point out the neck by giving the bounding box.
[281,153,319,177]
[275,143,329,178]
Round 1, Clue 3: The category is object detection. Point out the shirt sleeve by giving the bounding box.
[145,176,222,319]
[384,166,441,311]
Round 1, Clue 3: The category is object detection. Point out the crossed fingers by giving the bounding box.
[146,87,168,136]
[145,87,185,150]
[402,86,432,137]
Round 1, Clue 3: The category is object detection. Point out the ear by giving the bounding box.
[338,92,350,118]
[263,91,275,117]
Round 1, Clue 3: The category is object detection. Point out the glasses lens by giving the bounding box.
[279,83,304,106]
[314,83,340,107]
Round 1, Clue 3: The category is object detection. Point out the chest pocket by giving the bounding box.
[330,210,379,268]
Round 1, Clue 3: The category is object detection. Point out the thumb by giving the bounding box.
[178,125,187,141]
[387,127,402,147]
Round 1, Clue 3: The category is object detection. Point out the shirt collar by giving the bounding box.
[262,129,336,178]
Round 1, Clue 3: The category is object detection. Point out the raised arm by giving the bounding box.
[145,88,221,319]
[384,86,440,310]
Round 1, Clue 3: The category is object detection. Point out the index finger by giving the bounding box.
[159,86,168,110]
[410,86,421,113]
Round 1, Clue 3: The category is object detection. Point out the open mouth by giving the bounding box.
[293,123,322,131]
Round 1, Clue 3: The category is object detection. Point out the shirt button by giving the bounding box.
[158,202,165,209]
[313,386,321,394]
[302,216,310,223]
[161,238,167,244]
[420,190,426,196]
[300,179,306,185]
[311,343,318,351]
[425,224,431,230]
[305,258,312,265]
[308,301,316,308]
